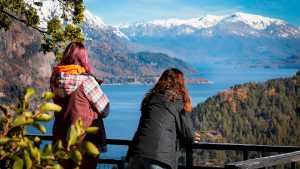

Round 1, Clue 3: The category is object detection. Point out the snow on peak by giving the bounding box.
[25,0,106,30]
[126,15,225,29]
[120,12,287,32]
[84,10,106,29]
[196,15,226,28]
[225,12,285,30]
[25,0,63,29]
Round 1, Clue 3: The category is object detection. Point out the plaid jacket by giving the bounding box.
[50,72,109,117]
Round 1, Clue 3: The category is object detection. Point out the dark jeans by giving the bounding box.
[128,156,171,169]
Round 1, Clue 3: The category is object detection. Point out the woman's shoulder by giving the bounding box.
[148,93,183,111]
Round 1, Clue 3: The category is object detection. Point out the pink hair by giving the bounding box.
[60,42,92,73]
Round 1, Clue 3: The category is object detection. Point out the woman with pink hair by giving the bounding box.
[50,42,109,169]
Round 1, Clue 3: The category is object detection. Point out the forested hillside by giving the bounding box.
[193,71,300,145]
[192,71,300,166]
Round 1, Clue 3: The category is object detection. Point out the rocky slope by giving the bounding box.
[0,22,55,103]
[0,5,195,103]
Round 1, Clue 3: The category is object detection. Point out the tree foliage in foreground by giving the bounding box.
[0,88,100,169]
[0,0,85,59]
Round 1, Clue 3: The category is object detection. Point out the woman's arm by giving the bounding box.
[179,112,194,142]
[82,76,110,117]
[180,112,201,143]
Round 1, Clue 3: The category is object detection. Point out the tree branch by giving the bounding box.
[0,9,49,34]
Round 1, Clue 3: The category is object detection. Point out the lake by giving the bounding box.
[28,67,298,160]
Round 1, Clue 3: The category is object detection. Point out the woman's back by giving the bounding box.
[128,93,185,169]
[127,68,195,169]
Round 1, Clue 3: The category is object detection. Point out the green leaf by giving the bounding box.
[32,123,47,134]
[34,136,41,144]
[24,150,32,169]
[42,92,55,101]
[41,155,55,160]
[13,156,24,169]
[74,119,84,136]
[81,141,100,157]
[53,140,64,151]
[70,150,82,165]
[55,150,69,160]
[13,115,34,127]
[0,150,6,157]
[43,144,52,156]
[39,103,62,113]
[24,87,35,102]
[85,127,99,134]
[18,139,28,148]
[66,119,86,149]
[66,125,77,150]
[47,18,62,34]
[32,147,41,164]
[0,137,10,145]
[23,111,33,117]
[34,113,53,121]
[52,164,63,169]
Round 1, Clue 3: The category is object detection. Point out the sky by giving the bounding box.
[84,0,300,26]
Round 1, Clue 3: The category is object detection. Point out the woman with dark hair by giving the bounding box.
[50,42,109,169]
[127,68,200,169]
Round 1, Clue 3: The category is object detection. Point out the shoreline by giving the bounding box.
[102,80,214,86]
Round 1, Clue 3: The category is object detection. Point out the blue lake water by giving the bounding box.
[28,67,298,159]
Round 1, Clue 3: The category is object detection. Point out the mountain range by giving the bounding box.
[1,0,300,103]
[28,0,300,68]
[0,0,195,103]
[118,12,300,68]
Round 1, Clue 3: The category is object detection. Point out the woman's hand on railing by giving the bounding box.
[193,131,201,143]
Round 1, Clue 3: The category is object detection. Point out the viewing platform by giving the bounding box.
[28,135,300,169]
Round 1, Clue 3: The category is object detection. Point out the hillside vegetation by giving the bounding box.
[191,71,300,166]
[193,71,300,145]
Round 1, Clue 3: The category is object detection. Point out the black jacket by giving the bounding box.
[127,93,193,169]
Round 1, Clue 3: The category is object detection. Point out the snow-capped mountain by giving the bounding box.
[118,12,300,67]
[22,1,300,68]
[27,0,106,29]
[223,12,285,30]
[84,10,106,29]
[25,0,128,40]
[119,12,300,38]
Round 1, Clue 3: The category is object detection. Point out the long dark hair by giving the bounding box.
[141,68,192,112]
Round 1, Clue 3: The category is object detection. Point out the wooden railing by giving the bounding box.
[27,135,300,169]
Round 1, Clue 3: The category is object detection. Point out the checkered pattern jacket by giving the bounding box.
[50,72,109,117]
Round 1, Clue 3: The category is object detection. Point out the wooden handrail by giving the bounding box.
[225,151,300,169]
